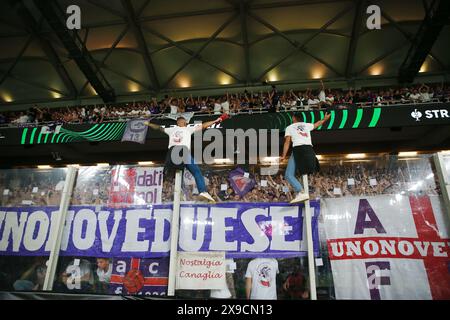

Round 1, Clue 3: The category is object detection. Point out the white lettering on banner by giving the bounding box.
[413,241,429,256]
[72,209,96,250]
[431,242,447,257]
[0,204,311,256]
[209,207,238,251]
[398,240,414,256]
[269,206,300,251]
[23,211,49,251]
[364,240,379,256]
[241,208,270,252]
[66,264,81,290]
[121,209,151,252]
[346,241,361,256]
[0,211,27,252]
[329,242,344,257]
[60,211,75,251]
[323,195,450,300]
[98,210,122,252]
[149,262,159,274]
[152,209,171,252]
[379,240,396,255]
[44,211,60,251]
[425,110,449,119]
[116,260,126,273]
[329,238,449,259]
[179,207,208,252]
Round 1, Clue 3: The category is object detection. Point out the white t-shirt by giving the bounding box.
[245,258,279,300]
[170,105,178,114]
[319,90,326,102]
[420,92,430,102]
[15,115,29,124]
[326,95,335,104]
[410,93,421,101]
[221,101,230,113]
[164,124,201,150]
[308,98,320,106]
[96,263,112,283]
[214,103,222,114]
[285,122,314,146]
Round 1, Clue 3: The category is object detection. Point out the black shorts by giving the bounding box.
[164,146,189,174]
[292,145,320,175]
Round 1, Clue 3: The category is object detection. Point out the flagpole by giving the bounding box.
[167,169,183,296]
[42,166,77,291]
[302,174,317,300]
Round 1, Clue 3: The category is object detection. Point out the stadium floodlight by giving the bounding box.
[398,151,418,157]
[37,165,52,169]
[346,153,366,159]
[96,163,109,167]
[138,161,155,165]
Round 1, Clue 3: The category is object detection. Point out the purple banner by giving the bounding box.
[0,202,320,258]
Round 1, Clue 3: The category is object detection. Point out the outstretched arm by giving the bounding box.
[313,112,331,129]
[143,120,165,133]
[200,113,230,130]
[201,118,220,130]
[320,79,325,91]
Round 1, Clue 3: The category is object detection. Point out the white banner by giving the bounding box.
[322,195,450,300]
[165,112,195,123]
[108,167,164,206]
[176,252,226,290]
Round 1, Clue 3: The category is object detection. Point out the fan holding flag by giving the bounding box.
[144,113,230,203]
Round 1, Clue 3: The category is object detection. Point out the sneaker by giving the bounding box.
[199,192,216,203]
[290,192,309,204]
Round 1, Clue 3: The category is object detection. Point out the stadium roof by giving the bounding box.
[0,0,449,106]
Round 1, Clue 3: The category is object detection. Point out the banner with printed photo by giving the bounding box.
[121,119,148,144]
[0,202,320,258]
[108,167,164,207]
[322,195,450,300]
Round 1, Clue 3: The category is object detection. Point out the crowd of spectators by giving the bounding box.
[175,157,438,203]
[0,156,438,207]
[1,82,449,127]
[0,158,438,298]
[0,168,66,207]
